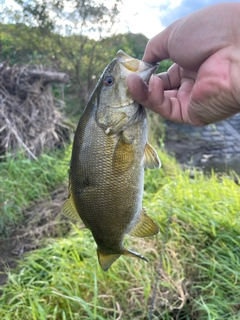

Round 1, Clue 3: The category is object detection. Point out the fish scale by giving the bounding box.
[62,50,161,271]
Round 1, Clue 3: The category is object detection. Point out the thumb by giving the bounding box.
[126,73,149,103]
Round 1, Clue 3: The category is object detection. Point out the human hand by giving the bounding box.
[127,3,240,125]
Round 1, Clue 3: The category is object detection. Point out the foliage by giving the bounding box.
[147,110,166,147]
[157,59,173,73]
[0,145,72,236]
[0,0,173,118]
[0,21,152,114]
[0,23,44,64]
[6,0,122,34]
[0,0,172,115]
[1,0,123,111]
[0,149,240,319]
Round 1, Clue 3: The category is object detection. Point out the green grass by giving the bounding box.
[0,150,240,319]
[0,145,72,236]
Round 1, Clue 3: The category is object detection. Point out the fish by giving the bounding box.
[62,50,161,271]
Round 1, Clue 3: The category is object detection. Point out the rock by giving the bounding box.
[164,114,240,175]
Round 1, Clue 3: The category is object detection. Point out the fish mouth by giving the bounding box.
[116,50,158,84]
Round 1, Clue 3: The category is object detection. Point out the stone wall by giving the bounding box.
[164,113,240,174]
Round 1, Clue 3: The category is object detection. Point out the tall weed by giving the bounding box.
[1,150,240,319]
[0,146,71,236]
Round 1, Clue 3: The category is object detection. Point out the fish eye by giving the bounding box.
[104,76,114,86]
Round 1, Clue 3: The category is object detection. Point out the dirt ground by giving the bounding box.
[0,186,71,288]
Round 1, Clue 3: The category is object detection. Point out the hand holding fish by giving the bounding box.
[127,2,240,126]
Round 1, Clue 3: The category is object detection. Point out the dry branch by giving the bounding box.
[28,70,69,85]
[0,63,72,158]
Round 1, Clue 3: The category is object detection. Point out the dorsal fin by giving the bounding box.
[130,208,159,237]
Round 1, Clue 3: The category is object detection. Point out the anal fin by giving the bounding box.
[130,209,159,237]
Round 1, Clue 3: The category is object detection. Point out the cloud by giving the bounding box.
[159,0,240,27]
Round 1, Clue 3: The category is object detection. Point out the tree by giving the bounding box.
[1,0,172,114]
[1,0,122,112]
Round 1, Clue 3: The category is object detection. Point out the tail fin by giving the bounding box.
[97,249,148,271]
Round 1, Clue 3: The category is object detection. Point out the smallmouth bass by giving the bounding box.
[62,50,161,271]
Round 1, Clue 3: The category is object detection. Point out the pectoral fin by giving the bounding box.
[61,193,82,222]
[143,142,161,169]
[130,209,159,237]
[113,134,135,173]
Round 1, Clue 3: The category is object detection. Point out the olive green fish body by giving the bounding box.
[62,51,161,271]
[72,104,147,250]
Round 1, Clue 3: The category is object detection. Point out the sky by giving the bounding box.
[118,0,240,39]
[2,0,240,39]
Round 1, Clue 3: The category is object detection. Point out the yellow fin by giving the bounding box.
[143,142,161,169]
[130,209,159,237]
[61,195,82,222]
[97,251,121,271]
[97,249,148,271]
[113,135,135,173]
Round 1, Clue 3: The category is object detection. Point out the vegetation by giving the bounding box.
[1,0,165,113]
[0,146,71,236]
[0,150,240,319]
[0,23,172,115]
[0,1,238,319]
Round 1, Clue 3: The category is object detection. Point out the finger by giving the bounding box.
[142,22,178,63]
[157,64,198,92]
[126,73,149,102]
[143,32,170,63]
[157,64,181,90]
[128,74,185,123]
[147,75,184,122]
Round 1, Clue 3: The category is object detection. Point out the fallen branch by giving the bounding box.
[28,70,69,84]
[0,63,72,157]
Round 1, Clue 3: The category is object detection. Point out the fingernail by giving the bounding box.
[148,74,155,92]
